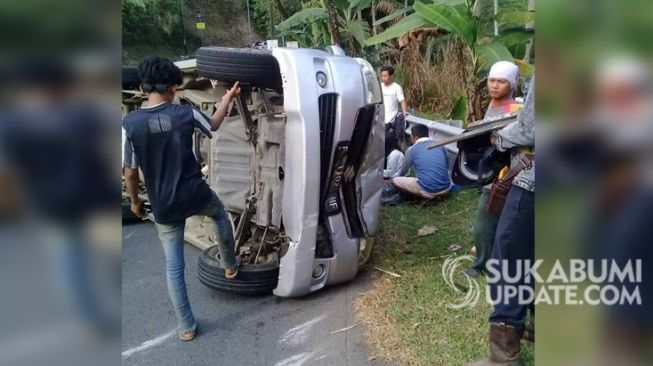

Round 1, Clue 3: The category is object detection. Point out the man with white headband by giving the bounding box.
[487,60,520,115]
[465,60,521,279]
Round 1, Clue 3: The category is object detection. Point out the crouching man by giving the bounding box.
[391,124,451,202]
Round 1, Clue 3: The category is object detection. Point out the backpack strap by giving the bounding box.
[501,153,534,182]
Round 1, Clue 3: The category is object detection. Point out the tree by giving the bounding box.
[326,0,342,46]
[277,0,373,55]
[366,0,534,121]
[272,0,289,18]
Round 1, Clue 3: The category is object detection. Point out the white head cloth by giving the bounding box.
[489,61,520,90]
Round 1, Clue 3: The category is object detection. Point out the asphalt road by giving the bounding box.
[122,221,389,366]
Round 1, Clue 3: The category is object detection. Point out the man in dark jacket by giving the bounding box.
[123,56,240,342]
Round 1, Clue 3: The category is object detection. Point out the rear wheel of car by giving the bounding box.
[122,66,140,90]
[198,246,279,296]
[196,47,282,91]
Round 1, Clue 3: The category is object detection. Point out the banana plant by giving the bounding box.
[366,0,534,120]
[277,7,331,47]
[276,0,373,55]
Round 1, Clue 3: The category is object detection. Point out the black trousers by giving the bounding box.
[488,186,535,331]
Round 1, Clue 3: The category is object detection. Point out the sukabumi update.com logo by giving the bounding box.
[443,257,643,308]
[442,255,481,309]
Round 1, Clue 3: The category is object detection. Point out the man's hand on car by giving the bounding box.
[210,81,242,131]
[222,81,241,103]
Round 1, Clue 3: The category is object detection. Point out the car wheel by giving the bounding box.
[198,246,279,296]
[122,66,140,90]
[196,47,282,91]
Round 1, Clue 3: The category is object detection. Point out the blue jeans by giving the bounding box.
[154,192,237,333]
[488,186,534,331]
[47,222,113,333]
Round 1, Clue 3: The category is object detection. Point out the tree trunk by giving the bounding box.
[523,0,535,63]
[371,0,377,36]
[272,0,289,19]
[473,83,483,122]
[493,0,499,36]
[326,0,341,46]
[456,40,475,121]
[269,1,274,38]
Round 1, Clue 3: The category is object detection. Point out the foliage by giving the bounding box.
[448,94,468,120]
[276,6,330,47]
[122,0,260,64]
[365,0,533,121]
[355,190,535,365]
[276,0,374,55]
[251,0,303,38]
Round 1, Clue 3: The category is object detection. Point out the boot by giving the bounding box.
[466,322,523,366]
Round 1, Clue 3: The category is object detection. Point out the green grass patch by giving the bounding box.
[356,189,534,365]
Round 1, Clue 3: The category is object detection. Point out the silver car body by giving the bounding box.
[122,47,385,297]
[269,47,384,296]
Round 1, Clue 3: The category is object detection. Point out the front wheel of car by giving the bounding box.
[196,47,283,91]
[198,246,279,296]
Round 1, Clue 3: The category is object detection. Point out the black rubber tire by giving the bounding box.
[122,66,140,90]
[196,47,282,91]
[198,246,279,296]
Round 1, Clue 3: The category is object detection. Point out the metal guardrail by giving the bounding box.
[405,115,464,156]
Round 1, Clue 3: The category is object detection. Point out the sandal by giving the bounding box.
[179,329,196,342]
[225,257,240,279]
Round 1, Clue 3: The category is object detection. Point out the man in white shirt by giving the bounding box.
[380,65,409,125]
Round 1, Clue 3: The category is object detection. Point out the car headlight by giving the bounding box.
[316,72,328,88]
[355,58,382,105]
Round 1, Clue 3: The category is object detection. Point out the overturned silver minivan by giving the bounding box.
[184,46,385,297]
[122,46,384,297]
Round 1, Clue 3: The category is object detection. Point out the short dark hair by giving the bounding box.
[385,132,400,158]
[380,65,395,75]
[137,56,182,93]
[411,124,429,139]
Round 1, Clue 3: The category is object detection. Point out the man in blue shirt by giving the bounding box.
[123,56,240,342]
[392,124,451,200]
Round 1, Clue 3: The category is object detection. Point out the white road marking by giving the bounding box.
[279,315,325,346]
[275,351,315,366]
[121,329,176,359]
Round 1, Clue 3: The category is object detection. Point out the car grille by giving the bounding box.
[318,93,337,201]
[317,93,338,257]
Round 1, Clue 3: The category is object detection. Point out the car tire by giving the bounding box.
[196,47,282,91]
[122,66,140,90]
[198,246,279,296]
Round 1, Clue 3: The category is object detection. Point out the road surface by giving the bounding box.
[122,221,389,366]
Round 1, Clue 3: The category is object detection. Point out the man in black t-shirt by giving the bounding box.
[123,56,240,342]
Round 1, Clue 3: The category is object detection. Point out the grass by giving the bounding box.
[354,189,534,365]
[395,39,471,119]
